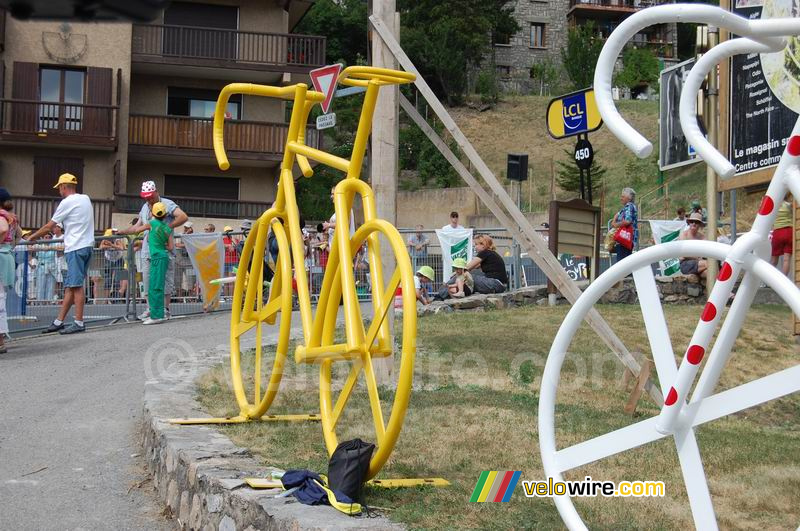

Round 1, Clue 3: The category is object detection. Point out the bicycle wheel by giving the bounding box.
[230,213,294,419]
[539,240,800,530]
[317,219,417,480]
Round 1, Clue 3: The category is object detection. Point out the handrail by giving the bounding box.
[0,98,119,110]
[133,22,325,40]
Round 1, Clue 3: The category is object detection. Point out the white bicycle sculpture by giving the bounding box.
[539,5,800,530]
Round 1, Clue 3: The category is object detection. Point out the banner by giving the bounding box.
[181,233,224,311]
[435,228,473,281]
[730,0,799,175]
[659,58,701,170]
[649,220,686,276]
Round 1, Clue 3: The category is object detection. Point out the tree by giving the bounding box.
[295,0,367,65]
[399,0,518,105]
[556,148,606,201]
[614,47,660,92]
[561,21,604,90]
[530,58,560,96]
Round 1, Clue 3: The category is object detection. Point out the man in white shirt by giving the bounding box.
[27,173,95,334]
[118,180,188,320]
[441,211,464,232]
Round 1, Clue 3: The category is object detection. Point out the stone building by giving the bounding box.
[491,0,678,94]
[0,0,324,231]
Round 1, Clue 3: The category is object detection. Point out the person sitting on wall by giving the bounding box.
[447,257,474,299]
[414,265,435,306]
[678,212,708,279]
[465,234,508,294]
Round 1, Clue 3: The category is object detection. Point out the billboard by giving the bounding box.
[546,88,603,139]
[659,58,701,171]
[729,0,800,177]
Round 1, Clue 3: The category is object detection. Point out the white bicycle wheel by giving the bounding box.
[539,240,800,530]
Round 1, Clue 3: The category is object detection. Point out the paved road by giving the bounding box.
[0,312,238,530]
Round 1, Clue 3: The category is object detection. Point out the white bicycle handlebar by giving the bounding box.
[593,4,800,174]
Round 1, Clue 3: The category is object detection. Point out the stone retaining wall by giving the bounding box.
[141,347,401,531]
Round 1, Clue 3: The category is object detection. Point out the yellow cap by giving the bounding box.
[103,228,114,237]
[53,173,78,188]
[223,225,233,232]
[151,201,167,218]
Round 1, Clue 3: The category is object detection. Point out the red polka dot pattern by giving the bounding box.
[701,302,717,322]
[718,262,733,282]
[788,135,800,156]
[759,196,774,216]
[687,345,705,365]
[665,387,678,406]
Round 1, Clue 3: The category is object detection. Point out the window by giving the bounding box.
[530,23,546,48]
[493,32,511,46]
[163,2,238,59]
[167,87,241,119]
[39,67,85,131]
[165,174,240,218]
[496,65,512,80]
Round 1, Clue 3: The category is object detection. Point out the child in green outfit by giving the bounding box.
[142,202,173,324]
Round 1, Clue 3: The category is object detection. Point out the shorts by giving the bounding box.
[65,247,92,288]
[680,259,699,275]
[771,226,793,256]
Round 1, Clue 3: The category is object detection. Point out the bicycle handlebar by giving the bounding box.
[338,66,415,87]
[593,4,799,175]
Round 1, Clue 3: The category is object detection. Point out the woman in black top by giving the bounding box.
[466,234,508,293]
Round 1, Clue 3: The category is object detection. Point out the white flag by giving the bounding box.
[649,220,686,276]
[435,228,473,281]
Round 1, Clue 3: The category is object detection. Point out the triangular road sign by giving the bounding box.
[309,63,343,115]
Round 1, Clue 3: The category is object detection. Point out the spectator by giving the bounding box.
[414,265,435,305]
[204,223,216,233]
[53,224,68,295]
[222,226,238,296]
[101,228,127,302]
[33,232,58,303]
[175,222,197,299]
[770,195,793,276]
[118,180,188,320]
[690,199,708,224]
[447,257,473,298]
[407,225,430,270]
[235,220,252,257]
[0,188,22,353]
[141,202,174,325]
[441,211,464,232]
[678,212,708,278]
[323,186,355,242]
[27,173,95,334]
[466,234,508,293]
[674,207,687,222]
[611,187,638,262]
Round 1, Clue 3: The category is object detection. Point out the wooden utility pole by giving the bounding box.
[370,0,399,383]
[705,26,720,291]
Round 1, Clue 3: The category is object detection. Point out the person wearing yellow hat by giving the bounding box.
[100,228,127,303]
[26,173,95,334]
[118,180,188,320]
[136,202,173,324]
[414,265,435,306]
[447,257,474,299]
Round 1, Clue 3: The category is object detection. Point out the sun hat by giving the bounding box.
[140,180,157,199]
[240,219,253,230]
[53,173,78,188]
[452,257,468,269]
[151,202,167,218]
[103,228,114,237]
[687,211,705,225]
[223,225,233,232]
[416,265,435,281]
[184,221,193,229]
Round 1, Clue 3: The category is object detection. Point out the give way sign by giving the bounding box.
[309,63,343,115]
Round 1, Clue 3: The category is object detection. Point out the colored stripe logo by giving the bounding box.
[469,471,521,502]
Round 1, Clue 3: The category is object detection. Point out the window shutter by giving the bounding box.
[85,66,112,137]
[11,61,39,132]
[33,156,84,196]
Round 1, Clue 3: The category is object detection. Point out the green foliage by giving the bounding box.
[474,69,498,104]
[555,148,606,201]
[399,112,459,188]
[529,58,560,96]
[399,0,518,105]
[295,0,367,65]
[614,47,660,90]
[561,21,604,90]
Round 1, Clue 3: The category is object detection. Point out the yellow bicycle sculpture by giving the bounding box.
[209,66,417,479]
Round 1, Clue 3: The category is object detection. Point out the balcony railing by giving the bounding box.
[131,24,326,70]
[115,193,271,220]
[128,114,320,158]
[569,0,667,9]
[0,99,118,147]
[16,195,114,231]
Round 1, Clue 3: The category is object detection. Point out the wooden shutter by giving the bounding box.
[11,61,38,133]
[84,66,112,137]
[33,156,84,197]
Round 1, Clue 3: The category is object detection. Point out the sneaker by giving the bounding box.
[142,317,165,325]
[59,323,85,334]
[165,309,171,320]
[137,310,150,320]
[43,321,65,334]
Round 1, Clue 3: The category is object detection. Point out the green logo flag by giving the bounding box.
[435,228,474,281]
[649,220,686,276]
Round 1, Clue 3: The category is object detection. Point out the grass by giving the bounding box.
[196,304,799,529]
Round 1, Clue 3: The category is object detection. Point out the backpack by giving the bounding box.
[327,438,375,502]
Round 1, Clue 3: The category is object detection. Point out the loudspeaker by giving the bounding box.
[507,153,528,182]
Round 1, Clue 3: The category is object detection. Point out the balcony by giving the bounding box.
[0,99,118,148]
[114,193,271,220]
[16,195,114,231]
[568,0,668,16]
[127,114,321,164]
[131,24,326,79]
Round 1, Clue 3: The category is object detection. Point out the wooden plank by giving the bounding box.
[397,92,661,403]
[794,201,799,336]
